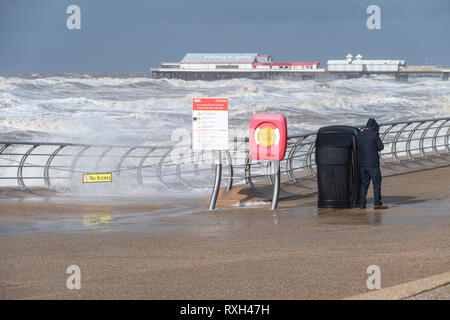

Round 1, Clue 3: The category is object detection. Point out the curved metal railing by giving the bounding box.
[220,117,450,192]
[0,117,449,193]
[0,141,217,192]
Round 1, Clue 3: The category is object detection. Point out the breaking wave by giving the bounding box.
[1,74,449,145]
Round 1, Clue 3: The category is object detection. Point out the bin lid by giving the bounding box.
[316,125,359,148]
[317,125,359,135]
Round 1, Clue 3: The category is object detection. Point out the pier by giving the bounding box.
[151,52,450,81]
[151,68,450,81]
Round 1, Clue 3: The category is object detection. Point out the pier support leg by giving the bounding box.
[395,73,409,81]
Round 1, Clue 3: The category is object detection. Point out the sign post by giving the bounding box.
[249,114,287,209]
[192,98,229,210]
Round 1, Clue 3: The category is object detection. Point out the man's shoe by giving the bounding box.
[359,205,366,209]
[374,204,388,209]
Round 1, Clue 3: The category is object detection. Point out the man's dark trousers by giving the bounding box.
[359,166,382,206]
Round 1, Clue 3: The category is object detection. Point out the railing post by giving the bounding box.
[305,143,316,176]
[286,136,306,182]
[209,150,222,210]
[391,123,410,162]
[17,144,38,191]
[379,124,395,165]
[95,146,113,172]
[445,126,450,153]
[157,148,172,185]
[419,120,438,158]
[432,120,448,156]
[115,147,137,177]
[244,154,255,189]
[70,146,90,178]
[44,145,65,187]
[137,148,154,184]
[406,122,425,160]
[265,161,274,185]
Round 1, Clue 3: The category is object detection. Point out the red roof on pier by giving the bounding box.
[252,62,319,66]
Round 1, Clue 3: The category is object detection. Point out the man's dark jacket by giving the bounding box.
[357,118,384,167]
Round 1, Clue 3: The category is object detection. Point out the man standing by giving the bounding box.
[357,118,388,209]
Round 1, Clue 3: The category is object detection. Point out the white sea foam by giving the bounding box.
[0,114,91,134]
[1,74,448,144]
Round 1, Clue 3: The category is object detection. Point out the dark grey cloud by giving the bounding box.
[0,0,449,73]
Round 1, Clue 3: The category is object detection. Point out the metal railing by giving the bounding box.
[212,117,450,194]
[0,117,449,197]
[208,117,450,209]
[0,141,217,192]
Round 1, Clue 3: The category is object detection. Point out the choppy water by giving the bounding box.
[0,74,449,195]
[1,74,449,144]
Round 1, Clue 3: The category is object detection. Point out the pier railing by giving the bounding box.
[0,117,449,194]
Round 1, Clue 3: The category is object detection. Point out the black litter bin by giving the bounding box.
[315,125,360,208]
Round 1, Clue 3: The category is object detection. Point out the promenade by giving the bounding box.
[0,160,448,299]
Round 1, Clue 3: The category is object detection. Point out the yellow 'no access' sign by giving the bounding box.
[82,173,112,183]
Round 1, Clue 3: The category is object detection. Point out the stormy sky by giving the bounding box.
[1,0,449,73]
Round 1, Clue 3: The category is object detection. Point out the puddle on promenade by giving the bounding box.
[0,192,449,235]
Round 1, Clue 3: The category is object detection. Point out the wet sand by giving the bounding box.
[0,166,449,299]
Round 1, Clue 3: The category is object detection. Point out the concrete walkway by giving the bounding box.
[0,163,449,299]
[346,271,450,300]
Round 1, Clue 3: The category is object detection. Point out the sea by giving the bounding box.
[1,74,449,144]
[0,74,449,194]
